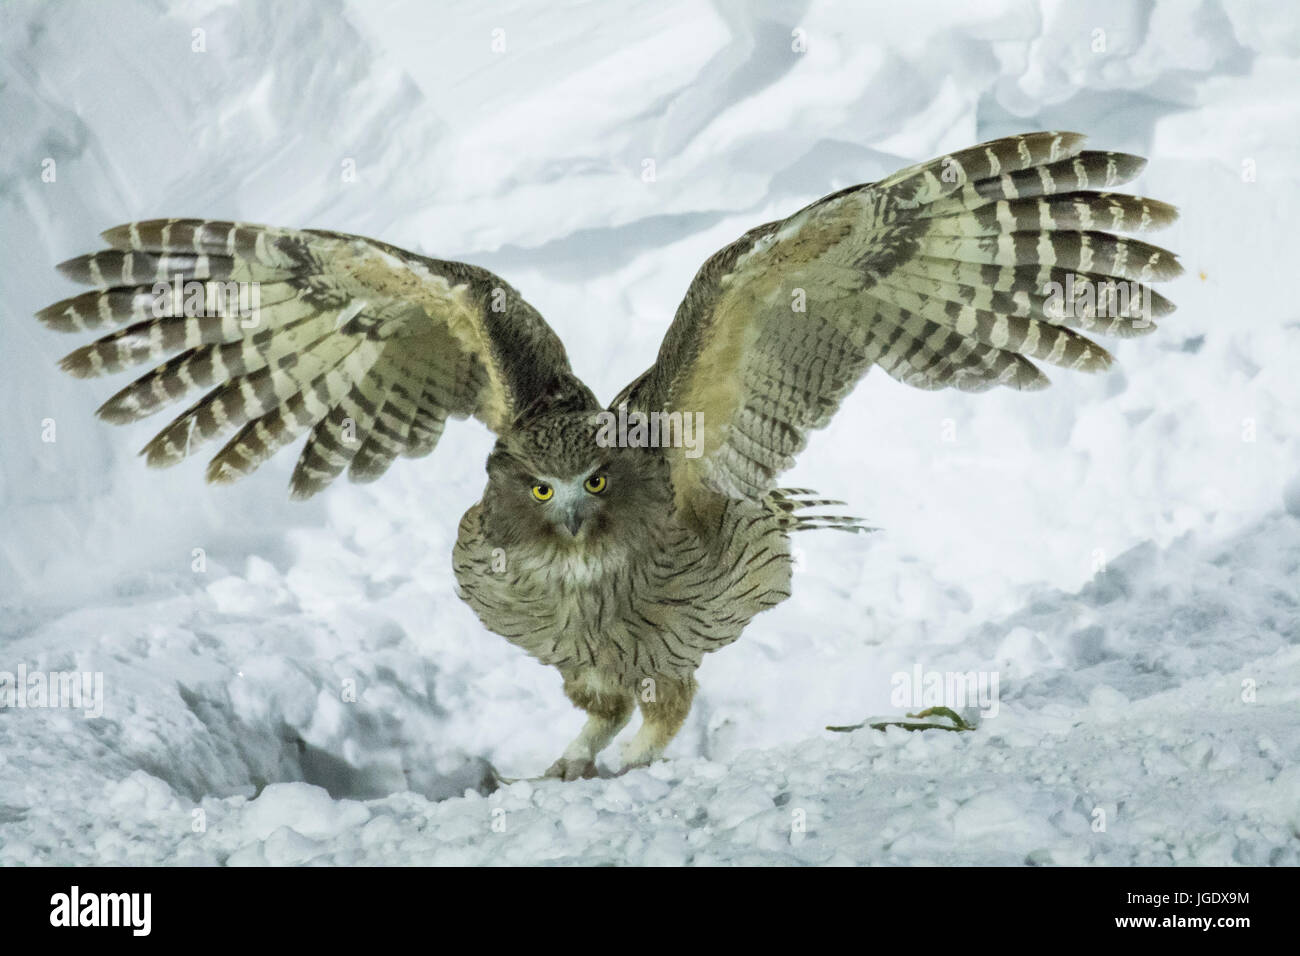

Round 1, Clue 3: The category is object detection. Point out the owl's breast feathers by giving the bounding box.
[453,494,795,682]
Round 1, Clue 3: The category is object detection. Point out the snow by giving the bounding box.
[1,0,1297,865]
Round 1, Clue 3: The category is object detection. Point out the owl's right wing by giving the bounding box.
[616,131,1182,513]
[38,219,591,498]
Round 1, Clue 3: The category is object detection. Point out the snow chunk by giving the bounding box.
[241,783,370,841]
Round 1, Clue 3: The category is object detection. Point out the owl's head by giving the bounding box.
[481,410,669,547]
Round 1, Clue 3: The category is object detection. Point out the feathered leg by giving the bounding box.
[620,675,697,771]
[545,671,634,781]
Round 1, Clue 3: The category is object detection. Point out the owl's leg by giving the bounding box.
[619,674,697,771]
[544,672,634,782]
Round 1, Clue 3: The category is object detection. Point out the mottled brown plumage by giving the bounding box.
[37,132,1181,778]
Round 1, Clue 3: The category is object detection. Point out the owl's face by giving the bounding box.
[481,411,669,548]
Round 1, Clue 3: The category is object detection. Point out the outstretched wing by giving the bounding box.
[38,219,590,498]
[618,131,1181,510]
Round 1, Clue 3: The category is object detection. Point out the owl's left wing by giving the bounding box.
[617,131,1181,511]
[38,219,590,498]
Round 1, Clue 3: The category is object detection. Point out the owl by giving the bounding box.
[37,132,1179,780]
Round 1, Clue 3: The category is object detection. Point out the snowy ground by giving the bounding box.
[1,0,1298,865]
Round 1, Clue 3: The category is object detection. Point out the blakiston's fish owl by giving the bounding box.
[38,133,1179,779]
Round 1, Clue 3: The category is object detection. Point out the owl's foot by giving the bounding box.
[617,738,663,774]
[614,757,654,777]
[543,756,599,782]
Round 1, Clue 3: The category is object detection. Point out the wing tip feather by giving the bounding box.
[57,348,98,379]
[100,224,133,248]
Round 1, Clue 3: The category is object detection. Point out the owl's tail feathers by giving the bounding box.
[772,488,875,534]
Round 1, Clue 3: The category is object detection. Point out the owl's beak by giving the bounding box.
[562,510,585,537]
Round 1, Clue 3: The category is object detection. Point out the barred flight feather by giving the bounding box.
[623,131,1181,508]
[41,218,587,496]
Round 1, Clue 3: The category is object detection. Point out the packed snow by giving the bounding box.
[0,0,1297,865]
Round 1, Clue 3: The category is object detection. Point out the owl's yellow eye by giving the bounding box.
[531,483,554,502]
[583,474,607,494]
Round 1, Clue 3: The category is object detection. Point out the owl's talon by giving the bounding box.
[544,757,598,781]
